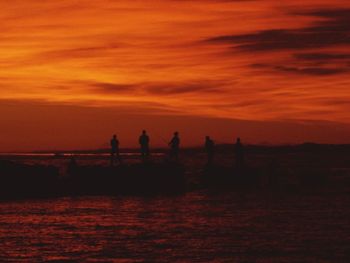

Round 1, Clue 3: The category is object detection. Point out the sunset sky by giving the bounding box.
[1,0,350,151]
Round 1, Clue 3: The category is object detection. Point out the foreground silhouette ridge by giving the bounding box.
[68,156,77,174]
[0,136,341,200]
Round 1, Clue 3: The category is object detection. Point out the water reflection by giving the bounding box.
[0,191,349,262]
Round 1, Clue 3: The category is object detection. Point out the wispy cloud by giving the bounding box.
[207,8,350,51]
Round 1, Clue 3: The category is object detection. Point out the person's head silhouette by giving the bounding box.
[142,130,146,135]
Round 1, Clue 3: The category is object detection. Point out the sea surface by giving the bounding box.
[0,153,349,262]
[0,190,349,262]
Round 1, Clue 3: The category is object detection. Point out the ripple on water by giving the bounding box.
[0,191,349,262]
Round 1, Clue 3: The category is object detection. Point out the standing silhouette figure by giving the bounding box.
[235,137,245,168]
[205,136,215,165]
[139,130,150,161]
[110,134,121,166]
[169,132,180,161]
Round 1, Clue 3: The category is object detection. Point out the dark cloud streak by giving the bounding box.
[252,63,349,76]
[207,8,350,76]
[91,81,229,96]
[207,8,350,52]
[294,53,350,61]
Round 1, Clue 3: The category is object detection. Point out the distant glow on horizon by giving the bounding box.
[1,0,350,150]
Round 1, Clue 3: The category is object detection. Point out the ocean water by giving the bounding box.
[0,190,349,263]
[1,151,350,262]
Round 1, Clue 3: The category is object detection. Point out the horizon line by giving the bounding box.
[2,142,350,154]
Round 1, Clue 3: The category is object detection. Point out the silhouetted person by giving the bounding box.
[110,134,121,166]
[169,132,180,161]
[235,137,245,168]
[139,130,150,161]
[205,136,215,165]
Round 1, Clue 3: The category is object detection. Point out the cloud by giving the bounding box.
[252,63,349,76]
[91,80,229,96]
[91,82,139,94]
[206,8,350,76]
[294,53,350,61]
[207,8,350,52]
[275,66,347,76]
[36,44,121,62]
[144,82,225,95]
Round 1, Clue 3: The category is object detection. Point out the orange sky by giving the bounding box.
[1,0,350,151]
